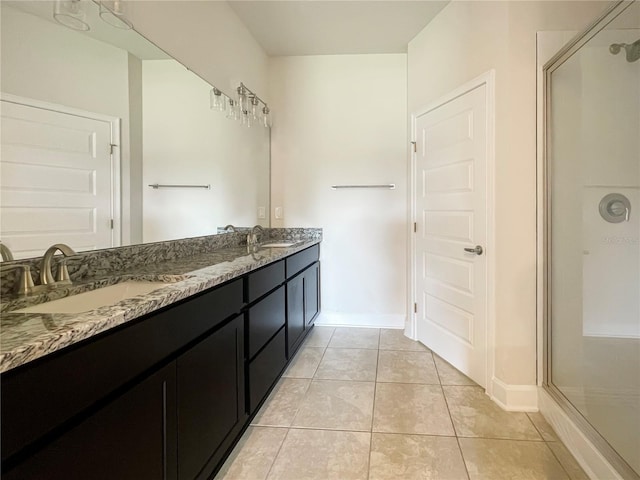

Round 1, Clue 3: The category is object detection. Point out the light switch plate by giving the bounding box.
[275,206,283,219]
[258,206,266,219]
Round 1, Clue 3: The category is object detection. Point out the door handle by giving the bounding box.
[464,245,483,255]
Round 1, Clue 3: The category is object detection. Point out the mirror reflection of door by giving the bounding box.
[0,97,119,260]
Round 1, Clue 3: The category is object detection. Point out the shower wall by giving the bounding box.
[549,16,640,477]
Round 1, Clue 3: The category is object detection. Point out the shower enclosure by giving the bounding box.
[544,1,639,478]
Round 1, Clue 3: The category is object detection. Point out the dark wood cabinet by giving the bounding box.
[287,260,321,354]
[287,273,305,353]
[2,363,177,480]
[1,245,321,480]
[177,315,245,480]
[304,261,320,326]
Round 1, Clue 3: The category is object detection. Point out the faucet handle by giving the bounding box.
[55,258,71,283]
[0,264,35,295]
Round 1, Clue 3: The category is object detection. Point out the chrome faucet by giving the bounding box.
[0,241,14,261]
[40,243,77,285]
[224,224,238,233]
[247,225,264,246]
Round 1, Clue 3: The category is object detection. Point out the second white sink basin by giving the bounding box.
[15,282,168,314]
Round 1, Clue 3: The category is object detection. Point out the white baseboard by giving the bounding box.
[538,388,623,480]
[314,312,405,329]
[490,377,539,412]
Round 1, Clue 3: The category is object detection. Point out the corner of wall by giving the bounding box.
[490,377,538,412]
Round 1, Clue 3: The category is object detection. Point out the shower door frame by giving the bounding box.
[541,1,640,479]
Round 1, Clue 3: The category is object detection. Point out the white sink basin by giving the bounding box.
[14,282,168,314]
[261,242,299,248]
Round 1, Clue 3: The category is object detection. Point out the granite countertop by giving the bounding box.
[0,240,320,374]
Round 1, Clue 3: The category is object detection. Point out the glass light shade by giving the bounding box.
[226,99,239,120]
[237,88,248,114]
[210,88,226,111]
[53,0,90,31]
[262,106,271,128]
[99,1,133,29]
[250,97,260,120]
[241,110,250,127]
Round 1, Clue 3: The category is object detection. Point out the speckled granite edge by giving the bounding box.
[0,228,322,297]
[0,232,321,373]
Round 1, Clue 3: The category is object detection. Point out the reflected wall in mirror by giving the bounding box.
[0,0,270,261]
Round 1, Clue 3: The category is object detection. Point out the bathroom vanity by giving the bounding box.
[0,236,321,480]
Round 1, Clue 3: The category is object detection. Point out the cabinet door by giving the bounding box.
[177,315,245,480]
[3,363,177,480]
[304,262,320,326]
[286,273,305,354]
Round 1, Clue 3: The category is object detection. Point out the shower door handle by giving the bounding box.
[464,245,484,255]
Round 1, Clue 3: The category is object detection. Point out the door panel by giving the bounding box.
[414,84,488,387]
[0,99,114,258]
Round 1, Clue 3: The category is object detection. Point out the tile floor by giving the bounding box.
[216,327,588,480]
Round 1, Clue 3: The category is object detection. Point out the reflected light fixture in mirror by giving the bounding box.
[99,1,133,30]
[53,0,90,31]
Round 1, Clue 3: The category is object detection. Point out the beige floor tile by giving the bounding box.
[292,379,375,431]
[433,354,477,386]
[252,378,311,427]
[267,429,370,480]
[283,347,325,379]
[459,438,569,480]
[379,329,430,352]
[315,348,378,381]
[369,433,468,480]
[547,442,590,480]
[443,386,541,440]
[216,426,287,480]
[377,350,439,384]
[328,327,379,349]
[373,383,454,435]
[303,326,335,348]
[527,412,559,442]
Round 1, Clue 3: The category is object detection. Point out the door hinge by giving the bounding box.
[411,141,417,153]
[414,302,418,314]
[110,219,114,229]
[109,144,118,155]
[413,222,417,233]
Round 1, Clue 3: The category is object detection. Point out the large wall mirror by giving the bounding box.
[0,0,270,260]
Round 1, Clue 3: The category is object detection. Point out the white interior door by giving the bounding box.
[414,83,489,387]
[1,98,116,259]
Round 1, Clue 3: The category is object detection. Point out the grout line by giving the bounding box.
[263,426,290,480]
[367,339,381,480]
[545,441,580,480]
[526,412,554,442]
[440,379,471,480]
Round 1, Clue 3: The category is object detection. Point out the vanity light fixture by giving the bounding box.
[53,0,90,31]
[210,82,271,128]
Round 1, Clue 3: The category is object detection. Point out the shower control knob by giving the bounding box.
[464,245,484,255]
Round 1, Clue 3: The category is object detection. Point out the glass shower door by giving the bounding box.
[547,1,640,477]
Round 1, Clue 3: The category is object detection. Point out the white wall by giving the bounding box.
[142,60,269,242]
[269,54,407,328]
[126,1,268,100]
[408,1,610,389]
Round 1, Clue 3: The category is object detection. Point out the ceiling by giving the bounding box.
[227,1,449,56]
